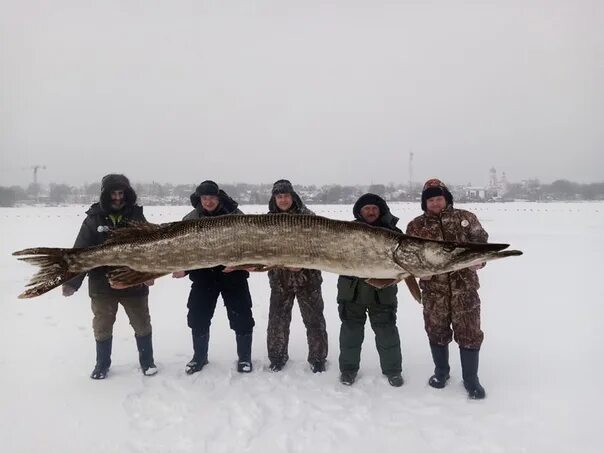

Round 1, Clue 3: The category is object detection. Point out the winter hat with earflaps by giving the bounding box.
[421,178,454,211]
[194,180,220,197]
[99,174,137,213]
[190,180,221,208]
[271,179,295,195]
[268,179,306,213]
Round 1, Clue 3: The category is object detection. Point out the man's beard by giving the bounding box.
[110,201,125,211]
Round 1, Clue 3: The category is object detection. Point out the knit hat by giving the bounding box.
[421,178,453,211]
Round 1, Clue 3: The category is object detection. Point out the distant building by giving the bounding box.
[487,167,509,198]
[464,186,488,201]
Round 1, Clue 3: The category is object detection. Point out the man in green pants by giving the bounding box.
[337,193,403,387]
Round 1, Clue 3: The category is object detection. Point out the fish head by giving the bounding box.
[395,237,523,278]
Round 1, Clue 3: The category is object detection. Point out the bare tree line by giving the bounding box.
[1,179,603,207]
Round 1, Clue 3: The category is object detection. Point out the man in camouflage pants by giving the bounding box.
[406,178,488,399]
[266,179,328,373]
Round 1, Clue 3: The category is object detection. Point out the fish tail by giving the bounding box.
[13,247,81,299]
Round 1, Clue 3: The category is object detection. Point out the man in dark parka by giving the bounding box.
[62,174,157,379]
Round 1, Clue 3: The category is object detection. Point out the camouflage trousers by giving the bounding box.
[422,289,484,349]
[91,295,152,341]
[267,270,328,364]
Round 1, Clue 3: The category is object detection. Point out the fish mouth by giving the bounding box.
[441,241,510,253]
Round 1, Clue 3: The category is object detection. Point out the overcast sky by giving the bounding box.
[1,0,602,187]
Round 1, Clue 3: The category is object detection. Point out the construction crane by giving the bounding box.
[29,165,47,185]
[408,152,414,191]
[21,165,47,201]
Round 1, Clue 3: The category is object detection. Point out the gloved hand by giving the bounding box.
[62,285,76,297]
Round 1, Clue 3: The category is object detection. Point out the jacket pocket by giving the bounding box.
[337,276,358,303]
[377,285,398,305]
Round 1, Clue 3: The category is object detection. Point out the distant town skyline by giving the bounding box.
[1,166,600,190]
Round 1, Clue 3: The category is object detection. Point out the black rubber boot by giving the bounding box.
[387,373,404,387]
[310,360,326,373]
[186,331,209,375]
[460,348,486,399]
[136,333,157,376]
[236,333,253,373]
[428,344,451,389]
[91,337,112,380]
[269,359,286,372]
[340,370,357,386]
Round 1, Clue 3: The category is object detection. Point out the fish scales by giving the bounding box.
[74,214,405,278]
[13,214,523,299]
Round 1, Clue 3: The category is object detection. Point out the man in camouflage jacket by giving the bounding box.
[266,179,328,373]
[337,193,404,387]
[62,174,157,379]
[406,178,487,399]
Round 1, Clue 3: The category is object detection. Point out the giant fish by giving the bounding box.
[13,214,522,300]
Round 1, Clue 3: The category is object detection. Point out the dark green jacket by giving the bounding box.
[338,196,401,306]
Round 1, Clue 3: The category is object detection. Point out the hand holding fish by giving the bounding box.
[110,279,154,289]
[62,285,76,297]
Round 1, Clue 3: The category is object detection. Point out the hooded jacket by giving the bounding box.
[65,174,148,297]
[182,186,247,282]
[352,193,401,233]
[337,194,401,304]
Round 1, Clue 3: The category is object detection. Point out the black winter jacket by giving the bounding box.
[65,202,149,297]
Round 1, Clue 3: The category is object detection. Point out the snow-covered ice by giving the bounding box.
[0,202,601,453]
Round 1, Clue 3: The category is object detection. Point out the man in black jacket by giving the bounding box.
[62,174,157,379]
[173,180,255,374]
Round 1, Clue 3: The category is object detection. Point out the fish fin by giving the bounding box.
[223,264,266,272]
[224,264,282,272]
[108,267,168,288]
[13,247,82,299]
[404,276,422,304]
[104,222,164,245]
[365,278,400,289]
